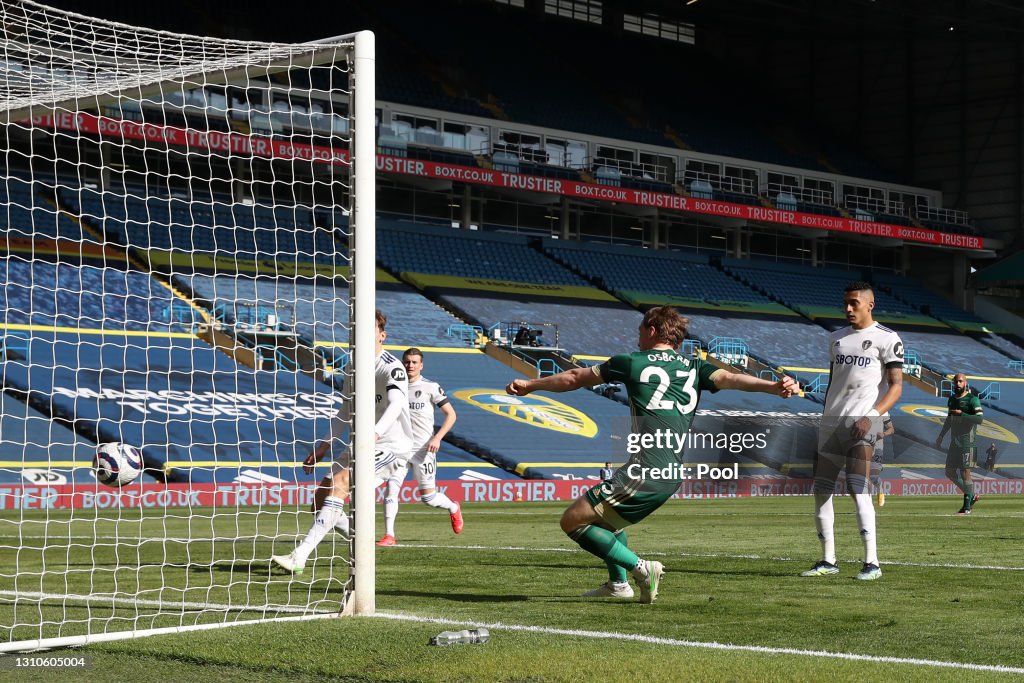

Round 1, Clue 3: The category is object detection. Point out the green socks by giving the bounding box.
[568,525,638,578]
[606,530,629,583]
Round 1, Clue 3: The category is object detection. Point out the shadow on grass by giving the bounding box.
[379,589,529,603]
[667,566,794,578]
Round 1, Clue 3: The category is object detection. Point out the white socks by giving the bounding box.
[422,490,458,513]
[294,496,344,564]
[384,480,400,537]
[853,492,878,565]
[814,490,837,565]
[334,510,350,537]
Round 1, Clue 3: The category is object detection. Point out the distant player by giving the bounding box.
[272,310,412,575]
[871,413,895,507]
[803,282,903,581]
[935,372,984,515]
[377,348,463,546]
[506,306,797,603]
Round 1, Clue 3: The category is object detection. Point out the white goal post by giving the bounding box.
[0,0,375,652]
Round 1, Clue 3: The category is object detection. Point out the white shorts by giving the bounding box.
[817,414,879,459]
[331,447,404,488]
[389,447,438,490]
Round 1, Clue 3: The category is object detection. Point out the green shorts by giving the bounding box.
[584,466,678,530]
[946,445,977,470]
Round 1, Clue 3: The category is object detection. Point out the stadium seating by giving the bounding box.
[546,242,829,368]
[722,258,1024,407]
[982,334,1024,362]
[2,175,88,242]
[180,271,470,348]
[0,256,189,332]
[62,187,345,269]
[377,220,583,285]
[440,293,641,358]
[723,259,922,320]
[0,392,102,484]
[377,221,649,356]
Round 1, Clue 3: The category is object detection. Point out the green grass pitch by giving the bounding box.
[1,495,1023,681]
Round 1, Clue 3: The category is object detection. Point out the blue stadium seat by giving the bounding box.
[0,257,189,332]
[2,175,87,242]
[182,273,470,348]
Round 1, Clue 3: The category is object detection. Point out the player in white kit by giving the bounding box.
[272,310,413,575]
[801,282,903,581]
[377,348,463,546]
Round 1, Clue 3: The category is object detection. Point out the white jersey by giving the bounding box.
[408,376,450,449]
[824,322,903,417]
[334,350,413,456]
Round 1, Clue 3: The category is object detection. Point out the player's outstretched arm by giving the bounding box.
[712,370,798,397]
[506,366,603,396]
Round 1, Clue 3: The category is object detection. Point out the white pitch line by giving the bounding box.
[0,589,339,615]
[371,611,1024,676]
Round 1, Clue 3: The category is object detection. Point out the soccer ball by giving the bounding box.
[93,443,144,487]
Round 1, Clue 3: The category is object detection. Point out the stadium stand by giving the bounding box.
[544,241,829,368]
[61,186,345,272]
[431,440,522,482]
[376,220,643,357]
[1,175,88,242]
[721,257,1024,415]
[0,256,188,332]
[873,271,1024,362]
[180,270,471,349]
[0,392,102,484]
[377,219,582,284]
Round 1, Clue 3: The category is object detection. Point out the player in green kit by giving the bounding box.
[506,306,797,603]
[935,372,984,515]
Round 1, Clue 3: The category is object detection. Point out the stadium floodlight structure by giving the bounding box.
[0,0,376,651]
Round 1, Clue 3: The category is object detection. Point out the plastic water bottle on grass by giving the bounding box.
[429,627,489,646]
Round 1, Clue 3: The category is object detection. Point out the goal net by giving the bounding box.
[0,0,377,651]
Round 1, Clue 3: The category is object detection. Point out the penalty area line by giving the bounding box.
[371,611,1024,675]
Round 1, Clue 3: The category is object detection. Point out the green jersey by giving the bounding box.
[599,349,720,466]
[944,392,984,449]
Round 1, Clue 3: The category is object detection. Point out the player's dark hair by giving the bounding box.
[844,281,874,295]
[375,309,387,331]
[403,347,423,360]
[642,306,689,348]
